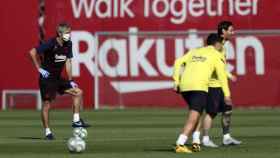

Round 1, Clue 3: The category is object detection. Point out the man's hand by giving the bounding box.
[224,96,233,105]
[38,68,50,78]
[230,75,237,82]
[70,80,78,88]
[173,84,180,93]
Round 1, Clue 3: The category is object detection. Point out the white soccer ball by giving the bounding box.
[67,137,86,153]
[73,127,88,139]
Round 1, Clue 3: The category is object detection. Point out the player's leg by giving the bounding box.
[60,80,90,128]
[222,105,232,136]
[202,114,212,137]
[201,87,220,147]
[64,88,82,119]
[39,79,56,140]
[41,100,50,130]
[222,104,242,145]
[175,109,200,153]
[181,110,200,139]
[201,113,218,147]
[65,88,82,114]
[175,91,206,153]
[192,114,203,144]
[41,100,55,139]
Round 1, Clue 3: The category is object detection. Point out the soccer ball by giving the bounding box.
[73,127,88,139]
[67,137,86,153]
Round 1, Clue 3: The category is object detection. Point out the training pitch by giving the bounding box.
[0,108,279,158]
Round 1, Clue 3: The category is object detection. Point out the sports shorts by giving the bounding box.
[39,77,72,101]
[181,91,208,113]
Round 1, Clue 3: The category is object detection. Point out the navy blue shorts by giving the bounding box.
[39,78,72,101]
[181,91,208,113]
[206,87,232,115]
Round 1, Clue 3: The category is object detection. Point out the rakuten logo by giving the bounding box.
[71,27,265,93]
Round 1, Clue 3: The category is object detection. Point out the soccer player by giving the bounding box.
[29,22,90,140]
[173,33,231,153]
[192,21,242,147]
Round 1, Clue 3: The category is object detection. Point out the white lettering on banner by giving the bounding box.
[71,0,259,24]
[71,0,95,18]
[114,0,118,17]
[129,28,158,76]
[145,0,259,23]
[229,0,259,15]
[95,0,111,18]
[71,28,265,80]
[71,31,102,77]
[71,28,265,93]
[110,81,173,93]
[170,0,187,24]
[71,0,134,18]
[156,39,172,76]
[98,39,128,77]
[175,39,184,58]
[236,36,264,75]
[189,0,204,17]
[185,30,204,49]
[120,0,135,17]
[235,0,252,16]
[152,0,169,18]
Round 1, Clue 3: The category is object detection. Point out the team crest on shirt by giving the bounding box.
[55,54,67,62]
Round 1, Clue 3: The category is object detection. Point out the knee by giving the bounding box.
[224,105,233,115]
[223,110,232,116]
[74,88,83,97]
[77,89,83,96]
[208,113,217,119]
[42,101,51,111]
[189,110,200,122]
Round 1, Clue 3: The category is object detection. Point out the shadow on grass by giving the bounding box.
[17,136,43,140]
[144,147,174,152]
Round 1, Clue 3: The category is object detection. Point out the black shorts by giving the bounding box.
[181,91,207,113]
[39,78,72,101]
[206,87,232,115]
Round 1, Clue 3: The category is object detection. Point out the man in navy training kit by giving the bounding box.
[29,22,90,140]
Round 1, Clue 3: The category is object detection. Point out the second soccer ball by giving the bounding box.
[73,127,88,139]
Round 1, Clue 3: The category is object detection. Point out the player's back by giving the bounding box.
[180,46,219,92]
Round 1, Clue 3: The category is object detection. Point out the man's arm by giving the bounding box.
[214,56,231,98]
[65,58,73,81]
[29,48,41,71]
[221,49,237,81]
[29,48,50,78]
[65,58,78,88]
[226,71,237,82]
[172,50,193,86]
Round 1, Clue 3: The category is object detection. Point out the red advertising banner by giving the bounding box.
[45,0,280,32]
[42,0,280,108]
[0,1,39,109]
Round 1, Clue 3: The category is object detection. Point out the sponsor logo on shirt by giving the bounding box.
[55,54,67,62]
[192,56,207,62]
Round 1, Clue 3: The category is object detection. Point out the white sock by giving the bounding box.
[176,134,188,145]
[73,113,80,122]
[45,128,52,136]
[202,136,210,142]
[223,133,231,140]
[192,131,201,144]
